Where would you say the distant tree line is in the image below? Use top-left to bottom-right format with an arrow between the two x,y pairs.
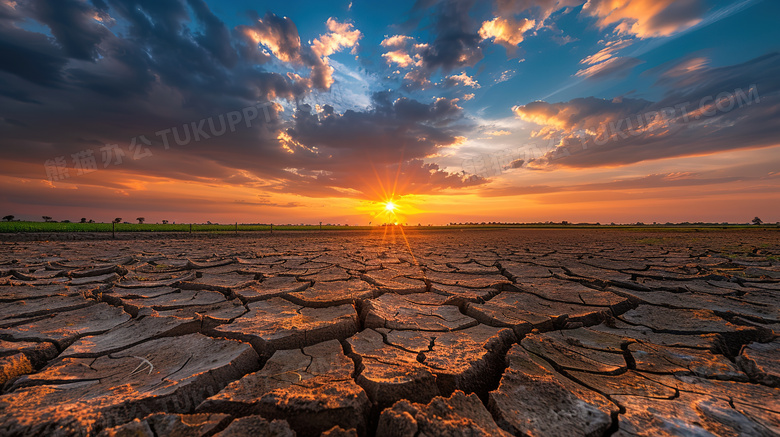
0,215 -> 772,226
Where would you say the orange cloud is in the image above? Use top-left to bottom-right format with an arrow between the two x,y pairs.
660,57 -> 709,80
245,17 -> 302,63
240,15 -> 361,91
380,35 -> 415,48
445,72 -> 480,88
311,18 -> 362,58
493,0 -> 583,28
580,39 -> 631,65
403,69 -> 431,88
575,56 -> 641,79
382,50 -> 419,68
576,39 -> 641,79
479,16 -> 535,53
582,0 -> 705,38
380,36 -> 426,72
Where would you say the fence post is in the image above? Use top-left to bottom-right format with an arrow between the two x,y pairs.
235,222 -> 238,235
112,221 -> 115,239
319,221 -> 322,230
189,223 -> 192,234
270,223 -> 273,234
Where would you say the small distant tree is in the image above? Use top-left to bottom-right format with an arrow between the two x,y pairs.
88,219 -> 95,223
137,217 -> 145,224
2,215 -> 13,222
80,217 -> 87,223
113,217 -> 122,224
162,220 -> 169,224
752,217 -> 763,225
42,216 -> 52,222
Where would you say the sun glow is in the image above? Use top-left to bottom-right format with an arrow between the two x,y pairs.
356,195 -> 427,226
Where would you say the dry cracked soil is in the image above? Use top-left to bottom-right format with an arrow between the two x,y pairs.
0,228 -> 778,436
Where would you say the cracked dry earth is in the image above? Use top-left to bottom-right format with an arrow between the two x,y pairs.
0,229 -> 778,437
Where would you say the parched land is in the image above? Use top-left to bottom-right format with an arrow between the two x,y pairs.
0,228 -> 777,436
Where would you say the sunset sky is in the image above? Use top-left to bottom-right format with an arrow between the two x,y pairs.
1,0 -> 779,225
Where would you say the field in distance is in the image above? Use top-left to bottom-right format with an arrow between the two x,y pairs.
0,221 -> 368,232
0,220 -> 774,233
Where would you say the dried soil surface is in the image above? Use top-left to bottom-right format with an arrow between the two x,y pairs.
0,228 -> 778,436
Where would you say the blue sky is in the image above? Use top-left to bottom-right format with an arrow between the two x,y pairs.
199,0 -> 780,112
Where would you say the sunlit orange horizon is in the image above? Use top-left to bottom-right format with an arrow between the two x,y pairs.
1,145 -> 779,226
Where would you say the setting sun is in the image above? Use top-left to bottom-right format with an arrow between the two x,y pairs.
385,201 -> 396,212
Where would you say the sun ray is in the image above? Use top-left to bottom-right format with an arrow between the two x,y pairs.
396,224 -> 418,266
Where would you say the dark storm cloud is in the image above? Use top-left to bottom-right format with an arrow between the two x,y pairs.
186,0 -> 237,68
265,158 -> 486,199
0,0 -> 480,199
0,22 -> 68,87
182,91 -> 478,198
98,0 -> 237,101
89,0 -> 110,12
391,0 -> 484,87
269,92 -> 486,196
417,0 -> 483,73
287,92 -> 466,165
1,0 -> 308,121
23,0 -> 110,60
516,96 -> 652,131
513,53 -> 780,169
398,159 -> 485,192
655,53 -> 778,109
